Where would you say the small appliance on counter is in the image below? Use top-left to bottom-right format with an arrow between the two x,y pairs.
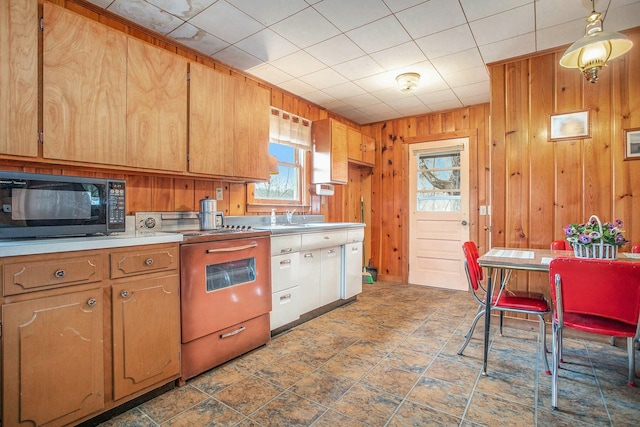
199,196 -> 217,230
0,170 -> 126,239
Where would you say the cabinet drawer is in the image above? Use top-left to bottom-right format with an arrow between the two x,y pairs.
270,234 -> 301,256
3,254 -> 103,296
110,246 -> 178,279
347,227 -> 364,243
271,252 -> 300,293
271,286 -> 301,330
301,230 -> 348,251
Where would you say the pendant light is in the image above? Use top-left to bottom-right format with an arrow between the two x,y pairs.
559,0 -> 633,83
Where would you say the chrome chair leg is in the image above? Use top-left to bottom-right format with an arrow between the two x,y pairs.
499,311 -> 504,336
458,307 -> 485,355
628,337 -> 636,387
538,314 -> 550,375
551,322 -> 560,410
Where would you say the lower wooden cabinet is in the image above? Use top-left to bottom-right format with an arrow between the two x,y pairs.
1,243 -> 181,426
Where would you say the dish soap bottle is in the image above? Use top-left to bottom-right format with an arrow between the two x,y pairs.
271,209 -> 277,226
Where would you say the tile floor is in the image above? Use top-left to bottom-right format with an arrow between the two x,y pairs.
97,282 -> 640,426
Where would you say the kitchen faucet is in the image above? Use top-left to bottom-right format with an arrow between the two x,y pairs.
286,209 -> 296,224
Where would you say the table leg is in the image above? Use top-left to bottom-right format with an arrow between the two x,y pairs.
483,266 -> 493,375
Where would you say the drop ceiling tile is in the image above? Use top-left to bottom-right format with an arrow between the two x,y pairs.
386,96 -> 426,110
313,0 -> 391,32
323,82 -> 367,99
235,29 -> 299,62
189,1 -> 264,44
396,0 -> 467,39
603,2 -> 640,32
353,72 -> 397,93
212,46 -> 263,71
469,4 -> 534,46
460,0 -> 530,21
442,66 -> 489,87
424,99 -> 464,111
394,105 -> 433,117
226,0 -> 309,26
416,88 -> 458,104
270,50 -> 326,77
358,102 -> 395,115
431,49 -> 484,75
458,93 -> 490,106
277,78 -> 317,95
305,35 -> 365,66
415,25 -> 476,60
246,63 -> 293,85
342,93 -> 382,108
147,0 -> 216,20
452,80 -> 490,98
478,33 -> 535,64
299,68 -> 349,90
271,8 -> 340,49
535,21 -> 583,52
535,0 -> 590,30
346,16 -> 411,54
85,0 -> 117,8
106,0 -> 183,34
369,41 -> 427,70
169,23 -> 229,55
302,90 -> 338,105
383,0 -> 428,13
333,56 -> 385,81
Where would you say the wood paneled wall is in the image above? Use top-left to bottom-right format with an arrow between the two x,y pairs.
489,28 -> 640,301
360,105 -> 491,282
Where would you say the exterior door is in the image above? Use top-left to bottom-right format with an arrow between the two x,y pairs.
409,138 -> 469,290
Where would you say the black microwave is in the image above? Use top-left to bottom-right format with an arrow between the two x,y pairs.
0,171 -> 126,239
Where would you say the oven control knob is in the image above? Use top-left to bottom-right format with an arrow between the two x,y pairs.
143,217 -> 157,229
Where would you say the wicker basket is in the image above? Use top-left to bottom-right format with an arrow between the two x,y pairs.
572,215 -> 618,260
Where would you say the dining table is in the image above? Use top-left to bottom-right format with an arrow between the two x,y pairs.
476,247 -> 640,375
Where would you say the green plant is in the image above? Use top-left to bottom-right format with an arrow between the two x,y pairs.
564,217 -> 628,247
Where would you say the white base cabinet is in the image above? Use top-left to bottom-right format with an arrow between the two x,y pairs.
269,235 -> 302,330
299,249 -> 321,314
320,246 -> 342,306
342,228 -> 365,299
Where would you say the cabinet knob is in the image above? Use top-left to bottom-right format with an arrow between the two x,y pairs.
145,258 -> 154,266
120,290 -> 129,298
87,298 -> 97,307
54,269 -> 65,279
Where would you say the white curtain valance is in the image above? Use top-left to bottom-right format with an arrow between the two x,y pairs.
269,107 -> 312,149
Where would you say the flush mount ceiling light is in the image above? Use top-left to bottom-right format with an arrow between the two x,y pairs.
559,0 -> 633,83
396,72 -> 420,93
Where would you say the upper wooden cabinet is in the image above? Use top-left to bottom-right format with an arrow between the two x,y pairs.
361,134 -> 375,165
347,127 -> 375,167
189,63 -> 270,181
0,0 -> 38,157
312,118 -> 348,184
43,2 -> 127,166
126,38 -> 187,172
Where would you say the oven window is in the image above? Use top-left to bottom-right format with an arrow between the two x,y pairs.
205,258 -> 256,292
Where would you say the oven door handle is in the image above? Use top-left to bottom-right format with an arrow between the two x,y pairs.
220,326 -> 246,339
206,243 -> 258,253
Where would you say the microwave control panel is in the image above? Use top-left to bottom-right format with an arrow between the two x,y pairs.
107,180 -> 126,231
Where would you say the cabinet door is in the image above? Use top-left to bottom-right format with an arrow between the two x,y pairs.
361,134 -> 375,165
347,127 -> 362,161
320,246 -> 342,305
343,242 -> 363,299
189,61 -> 235,176
111,274 -> 181,400
234,81 -> 270,180
312,119 -> 348,184
2,289 -> 104,427
0,0 -> 37,157
299,249 -> 321,313
43,3 -> 127,165
127,38 -> 187,172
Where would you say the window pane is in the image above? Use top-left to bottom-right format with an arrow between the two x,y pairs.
254,165 -> 299,200
269,142 -> 295,164
417,152 -> 461,212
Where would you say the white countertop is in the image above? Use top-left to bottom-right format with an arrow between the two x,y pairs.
0,231 -> 183,258
253,222 -> 365,235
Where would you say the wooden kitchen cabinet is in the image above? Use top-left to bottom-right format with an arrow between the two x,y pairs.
233,81 -> 270,180
347,127 -> 375,167
2,288 -> 105,427
42,2 -> 127,166
361,134 -> 375,165
0,0 -> 38,157
127,37 -> 187,172
312,118 -> 348,184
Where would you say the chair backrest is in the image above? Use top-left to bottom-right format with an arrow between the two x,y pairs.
549,258 -> 640,327
462,242 -> 482,290
550,240 -> 571,251
632,243 -> 640,254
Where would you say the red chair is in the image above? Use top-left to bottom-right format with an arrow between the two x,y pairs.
549,258 -> 640,410
550,240 -> 571,251
458,242 -> 551,374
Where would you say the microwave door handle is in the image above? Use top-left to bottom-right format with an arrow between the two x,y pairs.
206,243 -> 258,253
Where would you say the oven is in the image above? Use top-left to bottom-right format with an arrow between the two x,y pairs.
134,212 -> 271,383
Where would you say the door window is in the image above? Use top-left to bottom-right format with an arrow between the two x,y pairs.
416,151 -> 461,212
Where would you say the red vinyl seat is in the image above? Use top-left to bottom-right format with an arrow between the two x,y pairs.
458,242 -> 551,374
550,240 -> 571,251
549,258 -> 640,410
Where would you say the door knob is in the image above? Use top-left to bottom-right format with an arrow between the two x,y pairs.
461,220 -> 468,226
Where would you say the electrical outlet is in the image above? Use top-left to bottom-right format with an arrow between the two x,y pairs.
479,205 -> 486,215
215,187 -> 223,200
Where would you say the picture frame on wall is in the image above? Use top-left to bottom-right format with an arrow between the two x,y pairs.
549,110 -> 591,141
624,128 -> 640,160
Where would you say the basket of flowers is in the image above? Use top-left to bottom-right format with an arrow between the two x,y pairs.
564,215 -> 628,259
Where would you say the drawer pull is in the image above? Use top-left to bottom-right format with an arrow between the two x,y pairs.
145,258 -> 154,266
304,253 -> 314,258
87,298 -> 97,307
324,236 -> 330,239
54,269 -> 65,279
352,247 -> 359,252
327,249 -> 336,254
280,259 -> 292,265
220,326 -> 246,339
207,243 -> 257,253
280,293 -> 291,301
280,248 -> 293,253
120,290 -> 129,298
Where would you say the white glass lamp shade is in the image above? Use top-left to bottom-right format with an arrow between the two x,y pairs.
396,73 -> 420,93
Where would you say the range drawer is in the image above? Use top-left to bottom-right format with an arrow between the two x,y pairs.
301,230 -> 348,251
271,286 -> 301,330
110,245 -> 178,279
270,234 -> 301,256
3,253 -> 104,296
